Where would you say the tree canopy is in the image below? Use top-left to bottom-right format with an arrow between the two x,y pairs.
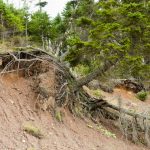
0,0 -> 149,81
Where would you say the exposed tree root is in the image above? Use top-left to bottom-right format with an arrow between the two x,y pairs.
0,48 -> 150,147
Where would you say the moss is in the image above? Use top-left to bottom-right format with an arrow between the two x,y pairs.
96,125 -> 116,139
23,123 -> 44,139
55,109 -> 63,122
92,89 -> 102,97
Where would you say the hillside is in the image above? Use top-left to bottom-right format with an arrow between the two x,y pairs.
0,70 -> 148,150
0,0 -> 150,149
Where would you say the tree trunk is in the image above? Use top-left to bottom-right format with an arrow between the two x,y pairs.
25,17 -> 28,46
0,13 -> 4,43
41,32 -> 45,50
73,60 -> 118,92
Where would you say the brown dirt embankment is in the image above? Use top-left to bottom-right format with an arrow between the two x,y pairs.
0,72 -> 148,150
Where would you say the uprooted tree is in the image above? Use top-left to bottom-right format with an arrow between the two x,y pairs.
0,47 -> 150,146
0,0 -> 150,147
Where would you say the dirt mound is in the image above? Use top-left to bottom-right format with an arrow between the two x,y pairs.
0,71 -> 148,150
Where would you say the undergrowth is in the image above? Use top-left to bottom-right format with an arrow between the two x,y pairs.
137,90 -> 148,101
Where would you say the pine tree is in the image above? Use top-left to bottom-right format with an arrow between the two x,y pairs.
64,0 -> 150,81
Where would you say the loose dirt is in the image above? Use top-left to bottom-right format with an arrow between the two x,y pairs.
102,87 -> 150,113
0,73 -> 148,150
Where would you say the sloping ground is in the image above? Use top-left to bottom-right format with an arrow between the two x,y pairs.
84,85 -> 150,115
0,73 -> 148,150
102,88 -> 150,113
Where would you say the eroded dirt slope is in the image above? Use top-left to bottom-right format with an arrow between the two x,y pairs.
0,73 -> 148,150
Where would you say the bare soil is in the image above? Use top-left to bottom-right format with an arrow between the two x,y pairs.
102,87 -> 150,113
0,73 -> 148,150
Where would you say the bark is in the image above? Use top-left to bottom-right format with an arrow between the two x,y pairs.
0,12 -> 4,43
25,18 -> 28,45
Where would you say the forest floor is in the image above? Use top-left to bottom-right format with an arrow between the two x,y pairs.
0,72 -> 149,150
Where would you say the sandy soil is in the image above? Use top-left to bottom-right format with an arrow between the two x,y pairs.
102,87 -> 150,114
0,73 -> 148,150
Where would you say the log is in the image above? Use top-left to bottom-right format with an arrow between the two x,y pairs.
115,79 -> 145,93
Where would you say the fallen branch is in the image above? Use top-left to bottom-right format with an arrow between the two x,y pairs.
106,104 -> 150,121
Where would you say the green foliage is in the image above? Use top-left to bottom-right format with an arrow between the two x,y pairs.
62,0 -> 150,80
28,11 -> 51,42
0,0 -> 149,81
74,64 -> 90,76
137,90 -> 148,101
51,14 -> 66,40
0,0 -> 24,32
76,17 -> 94,26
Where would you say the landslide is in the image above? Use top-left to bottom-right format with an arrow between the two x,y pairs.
0,69 -> 148,150
0,49 -> 148,150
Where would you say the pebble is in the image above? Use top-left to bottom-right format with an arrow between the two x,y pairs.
22,139 -> 26,143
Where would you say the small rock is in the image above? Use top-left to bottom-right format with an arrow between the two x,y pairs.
88,80 -> 100,90
29,117 -> 35,121
22,139 -> 26,143
10,100 -> 14,104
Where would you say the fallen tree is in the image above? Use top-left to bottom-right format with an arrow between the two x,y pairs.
0,47 -> 150,146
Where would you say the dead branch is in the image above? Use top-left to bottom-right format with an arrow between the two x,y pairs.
8,52 -> 43,62
105,104 -> 150,120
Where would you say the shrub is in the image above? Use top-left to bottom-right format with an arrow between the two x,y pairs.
74,64 -> 90,77
137,90 -> 148,101
92,89 -> 102,98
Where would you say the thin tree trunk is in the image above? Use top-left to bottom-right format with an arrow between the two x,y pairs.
41,32 -> 45,50
25,17 -> 28,46
0,13 -> 4,44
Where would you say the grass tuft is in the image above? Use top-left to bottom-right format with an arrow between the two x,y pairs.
23,123 -> 44,139
55,109 -> 63,122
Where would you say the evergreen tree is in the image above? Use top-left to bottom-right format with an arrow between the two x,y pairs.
64,0 -> 150,80
28,11 -> 51,49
